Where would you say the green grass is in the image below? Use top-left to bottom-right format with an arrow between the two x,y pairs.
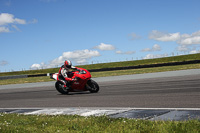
0,76 -> 54,85
80,53 -> 200,70
0,53 -> 200,76
0,53 -> 200,85
1,63 -> 200,85
0,113 -> 200,132
1,54 -> 200,132
91,63 -> 200,78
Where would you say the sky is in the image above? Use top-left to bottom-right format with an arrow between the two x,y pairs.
0,0 -> 200,72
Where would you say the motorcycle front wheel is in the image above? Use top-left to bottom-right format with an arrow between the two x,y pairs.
87,79 -> 99,93
55,81 -> 69,94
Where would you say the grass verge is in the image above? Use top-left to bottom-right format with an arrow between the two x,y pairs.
0,63 -> 200,85
0,53 -> 200,77
0,113 -> 200,132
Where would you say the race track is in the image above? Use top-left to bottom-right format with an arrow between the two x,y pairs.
0,69 -> 200,108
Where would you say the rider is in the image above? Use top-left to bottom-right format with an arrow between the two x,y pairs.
58,60 -> 77,88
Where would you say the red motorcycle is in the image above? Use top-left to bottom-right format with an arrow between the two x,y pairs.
50,68 -> 99,94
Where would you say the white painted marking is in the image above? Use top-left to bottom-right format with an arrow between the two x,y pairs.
25,110 -> 43,115
22,108 -> 131,116
80,110 -> 109,116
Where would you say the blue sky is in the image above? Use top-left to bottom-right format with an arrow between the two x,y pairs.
0,0 -> 200,72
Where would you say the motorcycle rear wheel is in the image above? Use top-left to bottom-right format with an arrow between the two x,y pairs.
55,81 -> 69,94
87,79 -> 99,93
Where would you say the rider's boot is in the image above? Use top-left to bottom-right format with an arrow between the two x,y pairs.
65,81 -> 72,90
59,80 -> 69,90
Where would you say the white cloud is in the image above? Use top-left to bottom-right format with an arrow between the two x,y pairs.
0,27 -> 10,33
141,48 -> 151,52
149,30 -> 180,42
142,44 -> 161,52
14,18 -> 26,24
0,60 -> 9,66
29,19 -> 38,24
0,13 -> 28,33
143,53 -> 168,59
30,63 -> 43,70
153,44 -> 161,51
189,50 -> 200,54
116,50 -> 135,55
11,25 -> 21,32
178,31 -> 200,45
149,30 -> 200,46
176,31 -> 200,52
0,13 -> 26,25
50,49 -> 100,66
30,49 -> 100,70
94,43 -> 115,51
149,30 -> 200,53
115,51 -> 122,54
177,45 -> 190,52
128,32 -> 141,40
0,13 -> 14,25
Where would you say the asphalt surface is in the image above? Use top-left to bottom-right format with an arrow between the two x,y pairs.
0,69 -> 200,108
